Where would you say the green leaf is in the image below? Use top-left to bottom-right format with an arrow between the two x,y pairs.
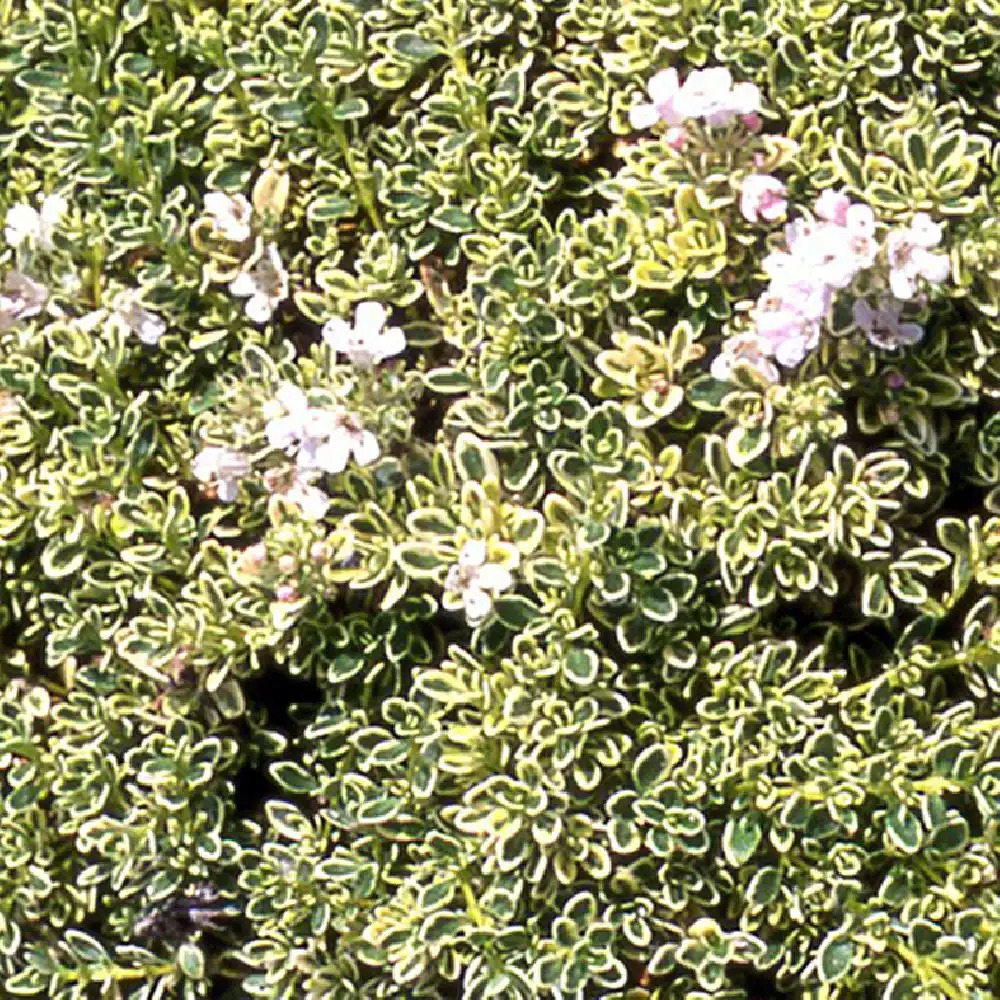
747,867 -> 782,906
391,31 -> 445,62
424,367 -> 475,394
829,142 -> 864,190
40,539 -> 87,580
817,934 -> 854,983
903,131 -> 928,173
723,811 -> 762,866
269,761 -> 319,795
358,796 -> 402,824
564,647 -> 599,686
331,98 -> 369,120
307,195 -> 356,222
929,817 -> 968,854
492,594 -> 542,630
726,424 -> 769,466
64,930 -> 108,963
885,803 -> 922,853
265,801 -> 313,841
414,669 -> 475,706
454,432 -> 498,482
395,540 -> 449,579
177,941 -> 205,979
632,259 -> 679,290
632,744 -> 678,794
430,206 -> 475,233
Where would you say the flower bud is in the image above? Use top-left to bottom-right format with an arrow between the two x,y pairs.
665,127 -> 686,151
275,584 -> 297,602
309,541 -> 329,562
252,166 -> 290,219
278,554 -> 297,574
740,112 -> 763,132
246,543 -> 267,565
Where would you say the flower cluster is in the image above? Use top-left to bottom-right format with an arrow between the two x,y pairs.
192,301 -> 403,520
443,539 -> 517,625
0,194 -> 67,333
75,289 -> 167,346
713,192 -> 951,383
323,301 -> 406,369
630,67 -> 761,147
5,193 -> 67,252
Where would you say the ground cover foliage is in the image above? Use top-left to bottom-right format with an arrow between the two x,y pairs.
0,0 -> 998,997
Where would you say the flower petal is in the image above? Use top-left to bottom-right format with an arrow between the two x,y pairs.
322,318 -> 352,350
459,538 -> 487,569
350,429 -> 380,466
229,273 -> 256,297
244,294 -> 274,323
375,325 -> 406,361
475,564 -> 513,593
314,434 -> 351,475
4,205 -> 40,246
464,586 -> 492,624
629,103 -> 661,130
354,300 -> 387,335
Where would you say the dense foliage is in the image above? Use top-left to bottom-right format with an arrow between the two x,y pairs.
0,0 -> 999,997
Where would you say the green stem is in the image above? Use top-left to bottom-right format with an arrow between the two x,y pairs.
331,123 -> 382,231
891,941 -> 964,1000
61,963 -> 175,983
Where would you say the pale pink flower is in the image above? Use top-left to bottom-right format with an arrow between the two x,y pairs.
264,383 -> 379,476
5,194 -> 67,251
665,127 -> 686,150
204,192 -> 253,243
444,539 -> 516,625
111,290 -> 166,345
308,413 -> 380,474
284,475 -> 331,521
814,189 -> 850,226
630,68 -> 685,130
740,174 -> 787,223
229,243 -> 287,323
323,301 -> 406,369
711,333 -> 780,384
677,67 -> 760,126
0,271 -> 48,329
853,297 -> 923,350
886,214 -> 950,299
192,446 -> 252,501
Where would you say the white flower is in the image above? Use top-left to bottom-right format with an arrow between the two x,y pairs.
322,301 -> 406,369
265,383 -> 336,455
886,214 -> 951,299
631,66 -> 759,131
740,174 -> 787,223
308,412 -> 380,474
284,474 -> 331,521
111,290 -> 166,345
4,193 -> 67,250
192,446 -> 252,501
444,539 -> 516,625
265,382 -> 379,475
853,296 -> 924,350
711,333 -> 780,384
630,68 -> 685,130
814,189 -> 850,226
676,67 -> 759,126
0,271 -> 48,330
229,243 -> 287,323
203,192 -> 253,242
